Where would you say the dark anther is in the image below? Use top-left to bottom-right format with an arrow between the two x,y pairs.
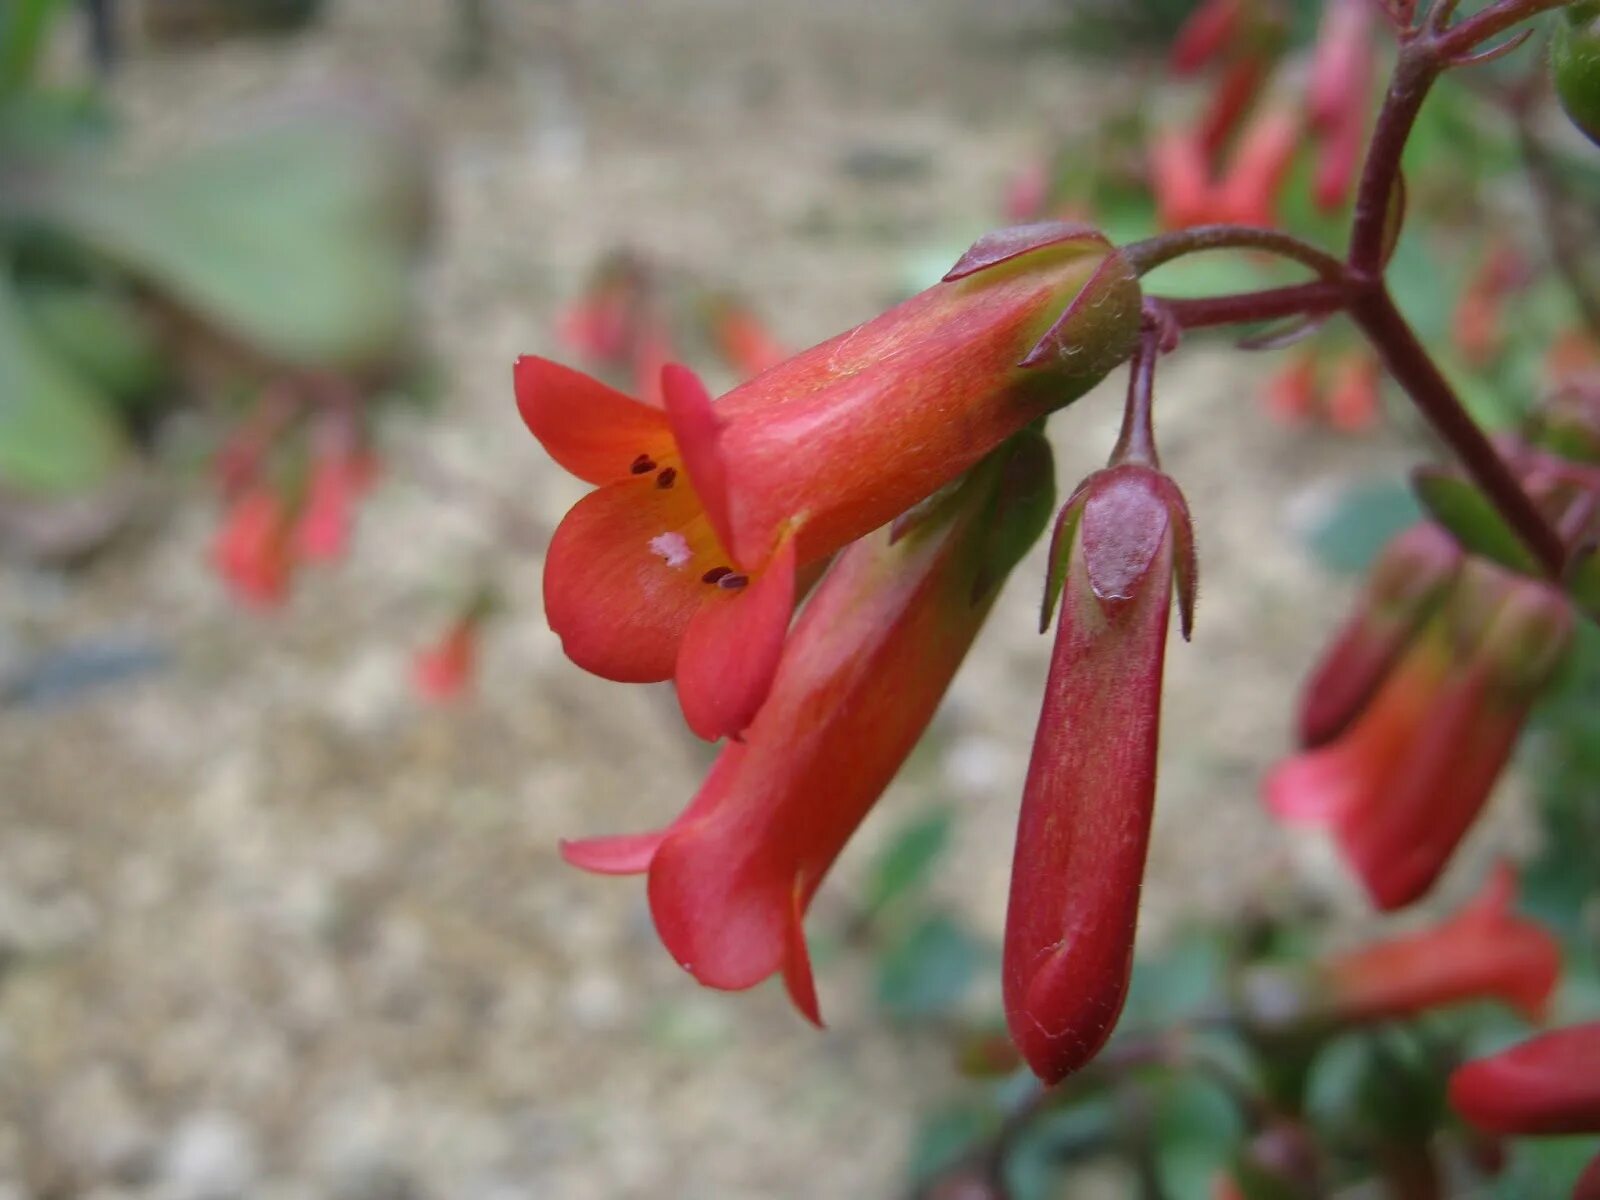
702,566 -> 732,584
656,467 -> 678,489
717,573 -> 750,590
630,453 -> 656,474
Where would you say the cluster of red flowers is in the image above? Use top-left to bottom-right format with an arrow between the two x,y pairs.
1154,0 -> 1377,230
522,222 -> 1192,1080
210,384 -> 378,608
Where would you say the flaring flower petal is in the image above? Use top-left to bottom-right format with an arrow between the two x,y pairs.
515,355 -> 672,485
560,832 -> 667,875
676,532 -> 798,741
660,363 -> 738,565
542,477 -> 724,682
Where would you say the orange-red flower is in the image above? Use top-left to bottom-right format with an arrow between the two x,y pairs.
1268,561 -> 1575,910
413,609 -> 484,703
212,485 -> 296,609
560,434 -> 1056,1023
1450,1023 -> 1600,1200
1307,0 -> 1375,211
704,294 -> 789,379
518,222 -> 1141,740
1003,463 -> 1196,1083
1298,524 -> 1464,748
1320,864 -> 1562,1023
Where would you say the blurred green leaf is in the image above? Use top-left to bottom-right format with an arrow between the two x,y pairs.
1411,468 -> 1540,573
1305,478 -> 1423,574
28,106 -> 428,371
0,270 -> 127,494
1121,927 -> 1227,1026
1154,1074 -> 1248,1200
19,281 -> 167,404
906,1098 -> 999,1184
1004,1097 -> 1120,1200
876,912 -> 984,1020
0,0 -> 67,93
1491,1137 -> 1600,1200
863,809 -> 952,916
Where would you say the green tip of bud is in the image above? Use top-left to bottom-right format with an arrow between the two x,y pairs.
1553,13 -> 1600,148
941,221 -> 1109,282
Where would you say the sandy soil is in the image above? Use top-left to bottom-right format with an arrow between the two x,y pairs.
0,2 -> 1483,1197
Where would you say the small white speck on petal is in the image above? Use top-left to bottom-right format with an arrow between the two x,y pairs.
649,532 -> 692,569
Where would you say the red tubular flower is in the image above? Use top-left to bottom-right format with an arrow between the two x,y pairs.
1320,863 -> 1561,1023
1151,129 -> 1218,230
518,222 -> 1141,740
704,294 -> 790,379
1298,523 -> 1464,748
1171,0 -> 1243,73
413,607 -> 485,703
212,485 -> 295,609
1216,104 -> 1302,227
1264,353 -> 1318,424
555,253 -> 651,368
1450,1023 -> 1600,1194
1003,463 -> 1197,1083
1200,57 -> 1271,159
1325,351 -> 1381,433
1268,563 -> 1575,910
1308,0 -> 1375,211
561,433 -> 1057,1023
296,439 -> 377,564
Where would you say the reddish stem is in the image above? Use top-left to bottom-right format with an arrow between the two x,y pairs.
1156,281 -> 1350,330
1349,287 -> 1567,574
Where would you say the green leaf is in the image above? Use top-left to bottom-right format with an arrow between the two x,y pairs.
875,912 -> 984,1020
0,0 -> 67,93
0,270 -> 126,494
1153,1074 -> 1248,1200
30,106 -> 427,370
1305,478 -> 1423,575
1492,1138 -> 1600,1200
19,282 -> 167,403
862,808 -> 952,916
1003,1098 -> 1120,1200
1121,927 -> 1227,1026
1411,468 -> 1540,574
906,1099 -> 998,1184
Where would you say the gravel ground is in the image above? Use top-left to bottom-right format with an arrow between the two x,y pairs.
0,2 -> 1513,1197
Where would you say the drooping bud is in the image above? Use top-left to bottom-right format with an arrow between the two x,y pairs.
212,484 -> 296,609
1319,863 -> 1561,1022
1450,1022 -> 1600,1135
1004,463 -> 1195,1083
1269,562 -> 1575,910
1298,523 -> 1465,748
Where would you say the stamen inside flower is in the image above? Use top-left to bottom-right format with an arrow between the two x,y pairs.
657,467 -> 678,489
718,573 -> 750,590
702,566 -> 732,584
631,453 -> 657,474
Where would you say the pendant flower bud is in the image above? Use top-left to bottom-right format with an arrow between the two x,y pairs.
1298,523 -> 1464,748
1320,863 -> 1561,1023
213,484 -> 295,609
295,437 -> 376,564
561,433 -> 1057,1023
1003,462 -> 1196,1083
1307,0 -> 1375,211
1268,562 -> 1575,910
519,222 -> 1140,739
1450,1021 -> 1600,1199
